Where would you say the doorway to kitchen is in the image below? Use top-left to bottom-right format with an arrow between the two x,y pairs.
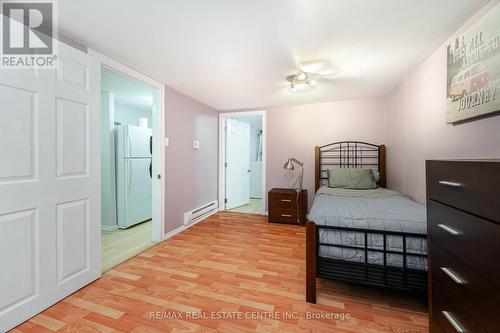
99,65 -> 163,271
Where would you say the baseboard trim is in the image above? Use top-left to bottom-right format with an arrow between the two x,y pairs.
163,209 -> 218,241
101,225 -> 118,232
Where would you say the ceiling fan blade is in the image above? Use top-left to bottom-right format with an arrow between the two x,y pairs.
298,60 -> 329,74
315,73 -> 338,81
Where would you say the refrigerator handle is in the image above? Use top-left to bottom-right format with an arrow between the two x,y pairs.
149,136 -> 153,179
128,159 -> 132,193
128,133 -> 132,158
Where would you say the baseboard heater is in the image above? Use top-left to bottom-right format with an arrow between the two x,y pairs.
183,200 -> 218,226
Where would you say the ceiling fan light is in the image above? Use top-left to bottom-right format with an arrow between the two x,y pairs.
291,82 -> 309,92
287,70 -> 318,92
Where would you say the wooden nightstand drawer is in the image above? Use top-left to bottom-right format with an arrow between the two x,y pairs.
270,193 -> 299,209
268,188 -> 307,225
269,208 -> 299,224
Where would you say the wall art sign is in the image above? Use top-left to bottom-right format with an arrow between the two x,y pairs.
447,4 -> 500,123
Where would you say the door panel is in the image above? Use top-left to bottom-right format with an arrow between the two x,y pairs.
0,42 -> 100,332
0,84 -> 37,183
0,209 -> 37,311
225,118 -> 251,210
56,55 -> 90,91
56,98 -> 89,178
56,199 -> 89,284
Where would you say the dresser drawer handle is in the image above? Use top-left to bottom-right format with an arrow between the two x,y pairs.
437,224 -> 461,235
440,267 -> 466,284
439,180 -> 464,188
442,311 -> 465,333
281,214 -> 292,218
281,199 -> 292,202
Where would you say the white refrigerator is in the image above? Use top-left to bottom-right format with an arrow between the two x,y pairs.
115,124 -> 152,229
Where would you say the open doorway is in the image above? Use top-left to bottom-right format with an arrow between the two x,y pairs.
219,111 -> 266,215
100,67 -> 160,271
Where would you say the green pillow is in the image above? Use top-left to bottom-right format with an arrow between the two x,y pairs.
327,168 -> 378,189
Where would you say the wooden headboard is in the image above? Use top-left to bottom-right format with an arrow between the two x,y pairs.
315,141 -> 386,191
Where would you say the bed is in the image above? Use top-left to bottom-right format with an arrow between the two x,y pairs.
305,141 -> 428,303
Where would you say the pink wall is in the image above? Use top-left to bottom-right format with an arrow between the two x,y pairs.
264,98 -> 387,208
165,87 -> 218,232
385,1 -> 500,204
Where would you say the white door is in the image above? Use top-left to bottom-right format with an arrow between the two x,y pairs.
0,42 -> 100,332
225,118 -> 251,210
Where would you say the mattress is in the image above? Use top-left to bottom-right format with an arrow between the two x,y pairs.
308,187 -> 428,270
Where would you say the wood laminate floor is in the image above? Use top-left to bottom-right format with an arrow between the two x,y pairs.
101,220 -> 153,272
13,212 -> 428,333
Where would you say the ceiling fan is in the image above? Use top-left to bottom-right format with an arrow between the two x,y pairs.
286,60 -> 336,92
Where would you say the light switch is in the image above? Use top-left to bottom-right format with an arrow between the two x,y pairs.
164,137 -> 170,147
193,140 -> 200,150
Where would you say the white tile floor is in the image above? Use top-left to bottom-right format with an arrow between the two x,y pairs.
228,198 -> 263,214
101,220 -> 153,272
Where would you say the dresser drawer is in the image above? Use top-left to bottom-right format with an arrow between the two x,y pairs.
432,284 -> 486,333
269,193 -> 300,209
269,208 -> 299,224
426,160 -> 500,223
430,321 -> 446,333
427,200 -> 500,288
430,243 -> 500,332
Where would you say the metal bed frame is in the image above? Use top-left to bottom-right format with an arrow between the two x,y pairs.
306,141 -> 427,303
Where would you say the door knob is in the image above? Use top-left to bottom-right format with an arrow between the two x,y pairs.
247,169 -> 251,173
157,174 -> 161,180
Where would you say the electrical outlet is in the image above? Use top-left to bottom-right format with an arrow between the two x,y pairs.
193,140 -> 200,150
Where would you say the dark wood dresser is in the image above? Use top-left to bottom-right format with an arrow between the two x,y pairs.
268,188 -> 307,225
426,160 -> 500,333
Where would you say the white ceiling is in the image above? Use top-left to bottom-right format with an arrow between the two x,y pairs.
59,0 -> 488,110
101,68 -> 154,112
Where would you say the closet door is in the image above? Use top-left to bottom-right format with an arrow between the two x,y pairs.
0,42 -> 100,332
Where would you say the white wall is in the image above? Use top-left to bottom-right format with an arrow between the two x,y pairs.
385,1 -> 500,204
114,104 -> 152,128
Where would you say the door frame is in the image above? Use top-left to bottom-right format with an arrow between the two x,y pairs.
218,110 -> 266,214
89,50 -> 166,243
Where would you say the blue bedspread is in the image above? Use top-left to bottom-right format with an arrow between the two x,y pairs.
308,187 -> 428,270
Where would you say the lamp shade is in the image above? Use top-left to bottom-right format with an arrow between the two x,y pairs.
284,158 -> 294,170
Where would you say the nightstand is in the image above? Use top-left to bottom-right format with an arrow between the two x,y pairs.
268,188 -> 308,225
